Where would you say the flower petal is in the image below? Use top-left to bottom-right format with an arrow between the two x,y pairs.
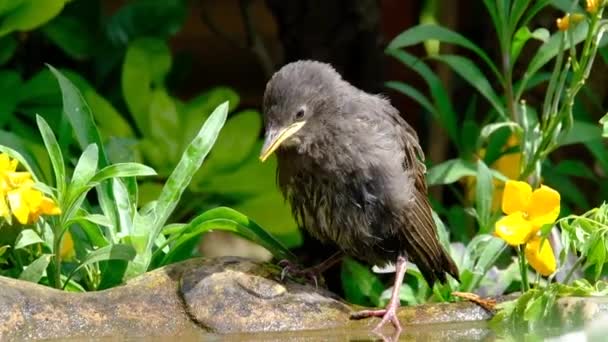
7,189 -> 30,224
39,197 -> 61,215
0,192 -> 10,222
495,212 -> 534,246
528,185 -> 560,227
501,181 -> 532,215
525,236 -> 557,276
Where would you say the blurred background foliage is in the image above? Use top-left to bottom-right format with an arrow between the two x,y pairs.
0,0 -> 607,313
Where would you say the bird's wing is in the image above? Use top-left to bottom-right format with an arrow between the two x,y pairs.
389,108 -> 460,286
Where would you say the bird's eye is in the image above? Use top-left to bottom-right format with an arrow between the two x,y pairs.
295,108 -> 305,119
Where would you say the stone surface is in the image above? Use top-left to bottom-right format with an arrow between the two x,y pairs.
0,256 -> 574,340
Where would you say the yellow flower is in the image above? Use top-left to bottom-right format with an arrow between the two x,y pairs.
525,236 -> 557,276
0,153 -> 61,225
494,181 -> 560,246
586,0 -> 602,14
556,14 -> 570,31
60,230 -> 75,261
464,134 -> 521,211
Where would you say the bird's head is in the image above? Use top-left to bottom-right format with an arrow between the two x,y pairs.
259,60 -> 342,162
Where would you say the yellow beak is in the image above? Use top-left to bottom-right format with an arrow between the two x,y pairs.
259,121 -> 306,162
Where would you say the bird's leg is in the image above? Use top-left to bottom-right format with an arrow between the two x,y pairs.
351,255 -> 407,333
278,251 -> 344,286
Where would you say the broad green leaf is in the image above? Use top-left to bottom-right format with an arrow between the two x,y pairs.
0,35 -> 17,65
106,0 -> 187,46
19,254 -> 52,283
147,89 -> 180,159
90,163 -> 156,184
65,244 -> 136,284
0,70 -> 20,123
233,191 -> 301,248
181,87 -> 240,146
341,257 -> 384,307
201,109 -> 262,170
121,38 -> 171,133
156,206 -> 296,267
387,24 -> 501,80
14,229 -> 45,249
427,159 -> 476,185
41,15 -> 94,59
553,160 -> 595,179
36,115 -> 66,197
0,0 -> 66,36
559,120 -> 602,146
430,55 -> 506,119
475,160 -> 494,234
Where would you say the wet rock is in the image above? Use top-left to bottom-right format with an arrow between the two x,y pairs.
0,256 -> 514,340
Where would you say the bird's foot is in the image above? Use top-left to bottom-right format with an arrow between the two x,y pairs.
277,259 -> 321,287
351,303 -> 402,333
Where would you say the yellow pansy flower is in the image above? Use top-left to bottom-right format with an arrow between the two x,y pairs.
586,0 -> 601,14
525,236 -> 557,276
556,14 -> 570,31
0,153 -> 61,224
494,181 -> 560,246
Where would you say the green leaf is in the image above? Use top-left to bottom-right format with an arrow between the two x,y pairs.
386,49 -> 459,146
36,115 -> 66,197
90,163 -> 156,185
387,24 -> 501,80
427,159 -> 476,185
156,206 -> 296,267
0,35 -> 17,65
41,15 -> 94,59
0,144 -> 40,182
19,254 -> 52,283
65,244 -> 136,285
517,22 -> 588,96
559,120 -> 602,146
151,102 -> 228,244
202,109 -> 262,170
511,27 -> 550,65
106,0 -> 187,46
430,55 -> 506,119
0,0 -> 66,36
47,65 -> 107,163
14,229 -> 45,249
121,38 -> 171,134
63,71 -> 134,138
480,121 -> 522,141
385,81 -> 435,114
475,160 -> 494,234
147,90 -> 179,159
341,257 -> 385,307
68,144 -> 99,200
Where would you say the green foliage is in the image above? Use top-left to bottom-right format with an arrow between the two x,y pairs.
0,67 -> 294,291
492,280 -> 608,337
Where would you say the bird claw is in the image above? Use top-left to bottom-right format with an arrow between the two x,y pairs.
351,307 -> 402,334
277,259 -> 320,287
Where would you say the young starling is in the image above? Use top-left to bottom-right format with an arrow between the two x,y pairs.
259,60 -> 459,332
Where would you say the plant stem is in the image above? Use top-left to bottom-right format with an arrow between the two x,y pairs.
563,255 -> 585,284
518,244 -> 530,292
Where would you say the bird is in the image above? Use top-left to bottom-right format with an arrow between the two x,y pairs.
259,60 -> 459,333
